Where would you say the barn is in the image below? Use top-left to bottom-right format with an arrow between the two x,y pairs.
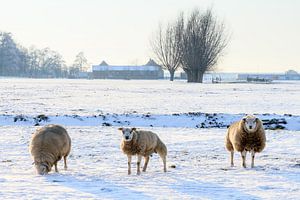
92,59 -> 164,79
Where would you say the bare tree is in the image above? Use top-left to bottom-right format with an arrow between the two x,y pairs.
0,31 -> 68,78
151,15 -> 184,81
181,8 -> 228,83
72,52 -> 88,72
69,52 -> 88,78
0,31 -> 23,76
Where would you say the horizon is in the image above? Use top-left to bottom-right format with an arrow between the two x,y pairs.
1,0 -> 299,73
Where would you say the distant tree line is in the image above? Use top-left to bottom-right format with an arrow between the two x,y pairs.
0,31 -> 88,78
151,8 -> 229,82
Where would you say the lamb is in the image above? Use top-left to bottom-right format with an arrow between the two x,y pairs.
225,115 -> 266,168
30,124 -> 71,175
118,127 -> 167,175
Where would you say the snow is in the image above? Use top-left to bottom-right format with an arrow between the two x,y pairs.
1,79 -> 299,116
4,112 -> 300,131
0,78 -> 299,199
0,126 -> 299,199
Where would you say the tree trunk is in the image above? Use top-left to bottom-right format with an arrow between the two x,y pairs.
186,70 -> 204,83
186,71 -> 192,82
187,73 -> 194,82
169,70 -> 175,81
187,70 -> 197,82
197,71 -> 204,83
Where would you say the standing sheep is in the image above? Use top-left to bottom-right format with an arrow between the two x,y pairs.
30,124 -> 71,175
225,115 -> 266,168
118,127 -> 167,175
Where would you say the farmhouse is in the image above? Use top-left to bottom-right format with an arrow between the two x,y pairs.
92,59 -> 164,79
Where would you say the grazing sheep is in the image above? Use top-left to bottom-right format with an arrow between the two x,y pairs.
30,124 -> 71,175
225,115 -> 266,168
118,127 -> 167,175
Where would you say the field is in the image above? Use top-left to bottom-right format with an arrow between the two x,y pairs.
0,79 -> 299,199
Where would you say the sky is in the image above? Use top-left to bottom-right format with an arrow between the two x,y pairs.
0,0 -> 299,73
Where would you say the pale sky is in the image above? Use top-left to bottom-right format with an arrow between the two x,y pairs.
0,0 -> 299,72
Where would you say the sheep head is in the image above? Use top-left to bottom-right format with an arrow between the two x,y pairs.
118,127 -> 136,142
242,115 -> 259,133
34,161 -> 50,175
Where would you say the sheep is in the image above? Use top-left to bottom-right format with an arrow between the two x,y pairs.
30,124 -> 71,175
118,127 -> 167,175
225,115 -> 266,168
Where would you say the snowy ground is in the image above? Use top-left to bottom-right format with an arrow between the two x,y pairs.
0,126 -> 299,199
0,78 -> 299,199
0,79 -> 299,115
5,112 -> 300,131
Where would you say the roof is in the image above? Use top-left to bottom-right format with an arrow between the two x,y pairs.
144,59 -> 160,67
285,70 -> 299,75
93,65 -> 161,71
99,61 -> 109,66
93,59 -> 162,71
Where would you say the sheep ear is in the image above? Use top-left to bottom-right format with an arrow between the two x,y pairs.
118,128 -> 123,131
131,128 -> 136,131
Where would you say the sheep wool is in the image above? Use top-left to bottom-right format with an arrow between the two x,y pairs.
30,124 -> 71,175
225,115 -> 266,168
119,128 -> 167,175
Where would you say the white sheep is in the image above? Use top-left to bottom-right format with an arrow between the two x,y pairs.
30,124 -> 71,175
118,127 -> 167,175
226,115 -> 266,168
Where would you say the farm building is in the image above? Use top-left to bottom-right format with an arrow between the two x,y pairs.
179,69 -> 300,82
92,59 -> 164,79
237,70 -> 300,81
285,70 -> 300,80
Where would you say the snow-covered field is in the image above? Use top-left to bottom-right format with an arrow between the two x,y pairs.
1,127 -> 299,199
1,78 -> 299,115
0,78 -> 299,199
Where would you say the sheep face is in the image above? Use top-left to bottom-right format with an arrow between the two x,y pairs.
118,127 -> 136,142
243,116 -> 258,133
34,162 -> 50,175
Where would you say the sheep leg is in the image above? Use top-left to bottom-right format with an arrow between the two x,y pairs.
230,151 -> 234,167
127,155 -> 132,175
64,156 -> 68,170
158,153 -> 167,172
251,150 -> 255,168
137,155 -> 142,175
163,156 -> 167,172
241,150 -> 247,168
142,156 -> 150,172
